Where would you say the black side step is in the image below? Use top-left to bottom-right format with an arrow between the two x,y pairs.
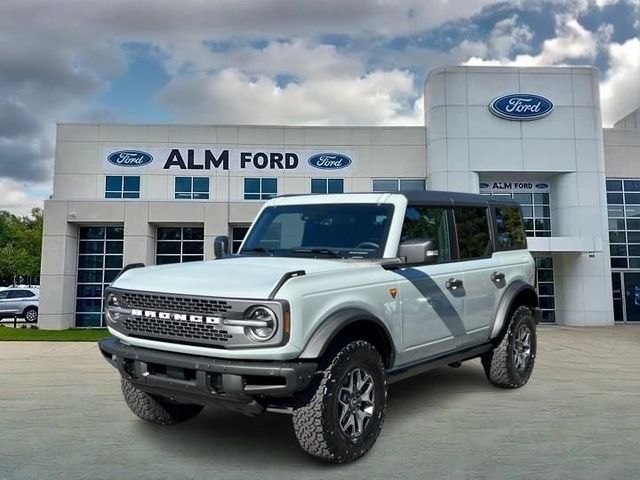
386,342 -> 493,384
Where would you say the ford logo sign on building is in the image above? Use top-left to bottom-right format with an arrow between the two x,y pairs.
107,150 -> 154,167
489,94 -> 554,121
308,153 -> 352,170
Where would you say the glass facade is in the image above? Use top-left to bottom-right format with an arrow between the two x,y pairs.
75,226 -> 124,327
175,177 -> 210,200
105,176 -> 140,199
606,178 -> 640,322
373,178 -> 426,192
244,178 -> 277,200
479,182 -> 556,323
311,178 -> 344,194
156,227 -> 204,265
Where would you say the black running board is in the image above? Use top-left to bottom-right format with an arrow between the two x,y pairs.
386,342 -> 493,384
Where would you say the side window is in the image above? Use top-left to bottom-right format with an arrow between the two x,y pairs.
453,207 -> 491,260
0,291 -> 9,300
495,206 -> 526,249
8,290 -> 34,299
401,206 -> 451,263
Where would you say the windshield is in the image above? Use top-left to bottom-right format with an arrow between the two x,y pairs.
241,203 -> 395,259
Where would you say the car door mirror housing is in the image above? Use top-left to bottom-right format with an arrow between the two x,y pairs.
398,238 -> 439,265
213,235 -> 231,259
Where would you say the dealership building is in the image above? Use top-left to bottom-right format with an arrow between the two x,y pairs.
39,65 -> 640,329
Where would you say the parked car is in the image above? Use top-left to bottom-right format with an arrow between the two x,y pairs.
99,191 -> 539,463
0,287 -> 39,322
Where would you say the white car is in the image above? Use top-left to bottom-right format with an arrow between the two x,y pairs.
0,287 -> 39,323
99,191 -> 539,463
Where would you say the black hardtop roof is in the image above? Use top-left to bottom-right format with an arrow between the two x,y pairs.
279,191 -> 519,207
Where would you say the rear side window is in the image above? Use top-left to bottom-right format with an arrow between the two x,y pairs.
495,206 -> 526,249
453,207 -> 491,260
8,290 -> 35,298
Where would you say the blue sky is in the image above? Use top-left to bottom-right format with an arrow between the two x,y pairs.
0,0 -> 638,213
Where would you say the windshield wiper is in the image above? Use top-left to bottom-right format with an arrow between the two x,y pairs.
291,248 -> 343,258
241,247 -> 275,256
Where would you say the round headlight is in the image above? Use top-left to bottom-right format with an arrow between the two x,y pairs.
245,306 -> 277,341
105,293 -> 125,322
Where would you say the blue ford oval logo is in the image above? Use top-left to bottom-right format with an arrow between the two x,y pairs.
489,94 -> 553,121
107,150 -> 153,167
479,182 -> 490,189
535,183 -> 549,189
308,153 -> 352,170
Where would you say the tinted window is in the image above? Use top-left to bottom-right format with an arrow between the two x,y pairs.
8,290 -> 35,298
454,207 -> 491,260
0,291 -> 8,299
495,207 -> 526,249
401,206 -> 451,263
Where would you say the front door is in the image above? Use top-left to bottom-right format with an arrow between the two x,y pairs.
395,206 -> 466,364
623,272 -> 640,322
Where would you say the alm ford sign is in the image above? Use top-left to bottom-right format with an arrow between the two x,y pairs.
107,150 -> 154,167
489,94 -> 553,121
307,153 -> 352,170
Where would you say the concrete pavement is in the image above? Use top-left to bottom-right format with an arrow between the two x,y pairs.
1,326 -> 639,480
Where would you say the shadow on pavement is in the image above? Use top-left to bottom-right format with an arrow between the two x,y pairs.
137,362 -> 492,467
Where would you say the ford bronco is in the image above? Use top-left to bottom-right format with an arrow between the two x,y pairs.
99,191 -> 539,463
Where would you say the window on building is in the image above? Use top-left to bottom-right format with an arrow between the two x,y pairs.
401,206 -> 451,263
105,176 -> 140,199
311,178 -> 344,194
156,227 -> 204,265
231,225 -> 250,253
453,207 -> 491,260
244,178 -> 277,200
75,226 -> 124,327
372,178 -> 426,192
175,177 -> 210,200
494,207 -> 526,249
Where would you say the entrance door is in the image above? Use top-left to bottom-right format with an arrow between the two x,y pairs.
612,272 -> 624,322
623,272 -> 640,322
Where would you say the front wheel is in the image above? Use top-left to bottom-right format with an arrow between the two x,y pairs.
292,340 -> 387,464
482,305 -> 537,389
121,378 -> 203,425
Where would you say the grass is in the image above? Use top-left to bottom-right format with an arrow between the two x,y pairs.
0,327 -> 110,341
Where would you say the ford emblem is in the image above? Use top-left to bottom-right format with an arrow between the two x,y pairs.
107,150 -> 154,167
535,183 -> 549,189
489,94 -> 553,121
308,153 -> 352,170
479,182 -> 490,189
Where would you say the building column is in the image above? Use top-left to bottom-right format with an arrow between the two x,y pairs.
123,203 -> 154,266
204,203 -> 231,260
550,172 -> 613,326
39,201 -> 78,330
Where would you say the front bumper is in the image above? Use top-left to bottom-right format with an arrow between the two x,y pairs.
99,337 -> 317,413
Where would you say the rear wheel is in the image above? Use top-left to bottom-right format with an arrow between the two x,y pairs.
292,340 -> 387,463
121,378 -> 203,425
23,307 -> 38,323
482,305 -> 537,389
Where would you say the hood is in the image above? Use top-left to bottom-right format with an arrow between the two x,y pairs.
112,256 -> 364,299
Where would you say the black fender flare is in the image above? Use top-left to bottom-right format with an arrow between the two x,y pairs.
491,281 -> 539,342
298,307 -> 397,367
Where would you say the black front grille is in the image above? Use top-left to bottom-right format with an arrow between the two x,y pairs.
121,292 -> 233,316
123,316 -> 233,344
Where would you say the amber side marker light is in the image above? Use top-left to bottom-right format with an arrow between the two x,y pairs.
284,310 -> 291,334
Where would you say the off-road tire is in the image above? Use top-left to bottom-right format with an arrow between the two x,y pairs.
23,307 -> 38,323
482,305 -> 537,389
292,340 -> 387,464
121,378 -> 203,425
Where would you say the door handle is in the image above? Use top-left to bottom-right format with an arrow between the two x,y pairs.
445,278 -> 463,290
491,271 -> 505,282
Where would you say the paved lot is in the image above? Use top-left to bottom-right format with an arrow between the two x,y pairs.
1,326 -> 639,480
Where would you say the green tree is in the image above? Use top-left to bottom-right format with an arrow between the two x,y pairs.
0,208 -> 43,281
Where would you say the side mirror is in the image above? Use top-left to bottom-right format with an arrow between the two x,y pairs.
213,235 -> 231,259
398,238 -> 439,265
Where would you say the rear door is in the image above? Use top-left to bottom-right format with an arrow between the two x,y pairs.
0,289 -> 22,314
395,205 -> 466,364
453,206 -> 499,345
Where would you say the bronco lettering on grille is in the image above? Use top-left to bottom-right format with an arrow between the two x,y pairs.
131,308 -> 221,324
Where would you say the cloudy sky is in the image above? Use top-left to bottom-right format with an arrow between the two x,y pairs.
1,0 -> 639,214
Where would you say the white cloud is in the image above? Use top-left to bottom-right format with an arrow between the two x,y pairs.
488,15 -> 534,58
158,67 -> 422,126
600,37 -> 640,126
0,179 -> 45,216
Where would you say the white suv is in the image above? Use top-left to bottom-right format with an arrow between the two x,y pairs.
99,191 -> 539,463
0,287 -> 39,323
